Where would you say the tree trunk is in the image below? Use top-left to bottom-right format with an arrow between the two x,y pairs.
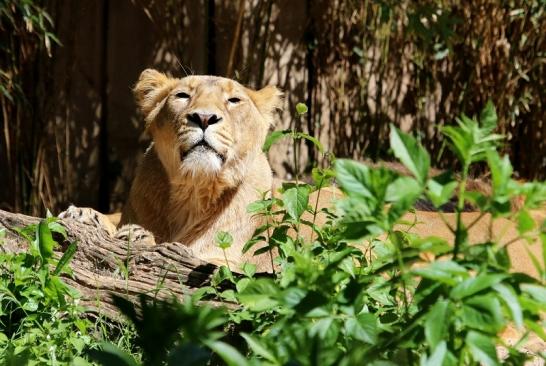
0,209 -> 224,317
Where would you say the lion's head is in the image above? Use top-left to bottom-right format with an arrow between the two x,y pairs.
133,69 -> 281,184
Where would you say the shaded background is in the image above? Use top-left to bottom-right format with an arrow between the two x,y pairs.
1,0 -> 545,215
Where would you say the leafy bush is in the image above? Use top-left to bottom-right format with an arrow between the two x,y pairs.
232,102 -> 545,365
0,218 -> 93,364
88,102 -> 546,365
87,294 -> 247,366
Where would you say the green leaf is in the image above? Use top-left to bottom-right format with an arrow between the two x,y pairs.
205,341 -> 249,366
53,241 -> 77,275
310,317 -> 335,340
295,102 -> 308,115
442,110 -> 504,168
389,124 -> 430,183
425,300 -> 449,349
236,278 -> 251,293
520,182 -> 546,209
335,159 -> 374,199
296,132 -> 324,153
215,231 -> 233,249
465,331 -> 499,366
71,357 -> 93,366
487,151 -> 512,197
238,279 -> 279,311
386,176 -> 423,221
412,260 -> 468,286
37,219 -> 57,262
386,176 -> 422,202
22,298 -> 39,312
263,130 -> 291,153
218,290 -> 235,302
462,295 -> 505,334
247,199 -> 273,214
311,167 -> 335,189
479,100 -> 498,133
242,237 -> 266,254
47,220 -> 67,239
344,313 -> 378,344
516,210 -> 535,234
211,265 -> 235,287
421,341 -> 447,366
441,124 -> 471,165
426,179 -> 458,208
241,333 -> 277,363
87,342 -> 139,366
521,284 -> 546,304
241,262 -> 256,278
282,185 -> 310,221
339,257 -> 356,278
450,274 -> 506,300
493,283 -> 523,328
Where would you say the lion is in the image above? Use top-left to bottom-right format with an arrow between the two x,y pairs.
118,69 -> 281,271
60,69 -> 544,279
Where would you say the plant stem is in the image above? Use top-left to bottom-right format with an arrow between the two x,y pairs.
453,167 -> 468,259
293,131 -> 299,184
223,249 -> 231,272
310,177 -> 325,243
466,211 -> 486,231
265,205 -> 276,275
395,238 -> 410,322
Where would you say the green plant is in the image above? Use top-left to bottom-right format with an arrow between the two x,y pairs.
7,101 -> 542,365
216,102 -> 546,365
88,294 -> 247,366
87,101 -> 546,365
0,218 -> 93,364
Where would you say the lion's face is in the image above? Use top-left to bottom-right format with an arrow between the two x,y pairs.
133,69 -> 281,180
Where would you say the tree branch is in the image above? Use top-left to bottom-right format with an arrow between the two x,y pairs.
0,209 -> 222,318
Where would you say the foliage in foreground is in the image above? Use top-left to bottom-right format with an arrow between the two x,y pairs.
0,219 -> 93,364
1,102 -> 546,365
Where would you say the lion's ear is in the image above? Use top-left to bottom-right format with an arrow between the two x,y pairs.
133,69 -> 173,121
249,85 -> 283,118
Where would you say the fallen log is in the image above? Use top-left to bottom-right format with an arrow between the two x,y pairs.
0,209 -> 223,317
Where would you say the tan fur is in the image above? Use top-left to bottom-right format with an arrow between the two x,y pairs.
305,185 -> 544,278
121,70 -> 282,271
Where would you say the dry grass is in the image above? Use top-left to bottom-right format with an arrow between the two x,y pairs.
1,0 -> 544,215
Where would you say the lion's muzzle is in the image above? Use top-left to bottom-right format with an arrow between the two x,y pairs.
186,112 -> 222,130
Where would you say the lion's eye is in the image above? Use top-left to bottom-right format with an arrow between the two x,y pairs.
228,97 -> 241,104
175,92 -> 190,99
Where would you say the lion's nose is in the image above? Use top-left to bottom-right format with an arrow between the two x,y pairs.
187,113 -> 222,130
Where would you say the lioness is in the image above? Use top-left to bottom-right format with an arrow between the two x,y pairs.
120,69 -> 281,270
61,70 -> 544,279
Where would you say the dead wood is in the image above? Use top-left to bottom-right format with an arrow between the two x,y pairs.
0,209 -> 224,318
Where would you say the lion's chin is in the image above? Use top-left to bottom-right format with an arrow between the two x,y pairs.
180,146 -> 224,177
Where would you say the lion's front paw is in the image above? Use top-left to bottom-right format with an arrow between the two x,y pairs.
59,205 -> 117,236
115,224 -> 156,246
